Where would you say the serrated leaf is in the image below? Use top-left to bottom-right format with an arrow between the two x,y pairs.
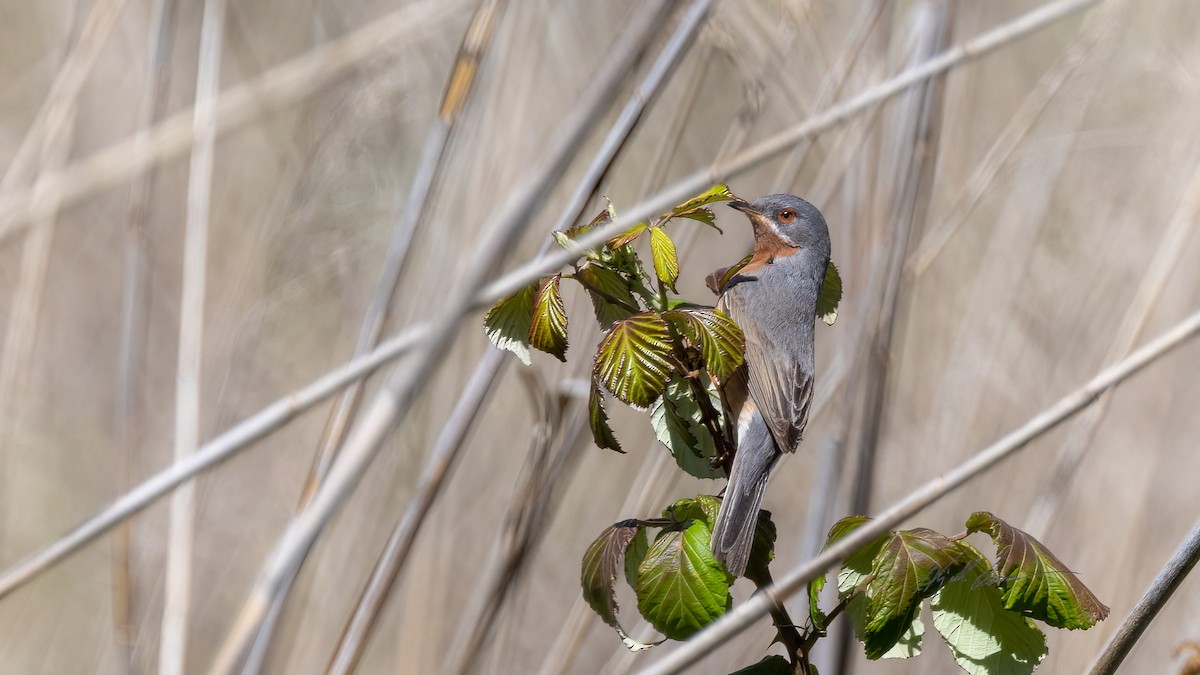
931,542 -> 1048,675
861,529 -> 970,659
577,263 -> 638,327
594,312 -> 674,409
588,379 -> 622,453
483,282 -> 538,365
581,520 -> 643,631
648,378 -> 722,479
965,512 -> 1109,629
663,307 -> 745,381
826,516 -> 888,598
744,509 -> 777,586
636,519 -> 732,640
673,207 -> 719,229
728,655 -> 792,675
844,595 -> 925,660
671,184 -> 735,217
529,275 -> 568,361
609,222 -> 648,249
818,261 -> 842,326
649,227 -> 680,292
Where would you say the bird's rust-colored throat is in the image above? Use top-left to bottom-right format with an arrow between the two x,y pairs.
742,210 -> 801,272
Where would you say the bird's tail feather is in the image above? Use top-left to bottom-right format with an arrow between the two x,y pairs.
711,417 -> 778,578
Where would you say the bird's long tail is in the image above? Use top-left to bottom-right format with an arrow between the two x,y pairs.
711,412 -> 779,578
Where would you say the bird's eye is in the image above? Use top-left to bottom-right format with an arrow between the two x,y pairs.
778,209 -> 796,223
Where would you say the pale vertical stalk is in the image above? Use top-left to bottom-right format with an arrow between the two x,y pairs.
113,1 -> 178,668
160,0 -> 225,672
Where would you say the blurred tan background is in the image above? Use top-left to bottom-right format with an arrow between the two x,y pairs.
1,0 -> 1199,673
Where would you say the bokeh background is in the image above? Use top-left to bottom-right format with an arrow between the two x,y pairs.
1,0 -> 1199,673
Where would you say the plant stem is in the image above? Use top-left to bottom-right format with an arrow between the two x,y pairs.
753,565 -> 808,672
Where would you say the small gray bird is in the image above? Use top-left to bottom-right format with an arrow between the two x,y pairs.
709,194 -> 831,577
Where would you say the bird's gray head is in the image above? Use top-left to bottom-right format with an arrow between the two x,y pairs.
729,193 -> 830,256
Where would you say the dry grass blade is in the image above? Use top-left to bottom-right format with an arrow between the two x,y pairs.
114,0 -> 179,667
639,306 -> 1200,675
160,0 -> 226,672
1089,520 -> 1200,675
205,4 -> 676,672
0,0 -> 471,243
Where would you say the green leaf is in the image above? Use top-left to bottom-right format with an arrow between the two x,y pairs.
727,655 -> 792,675
818,261 -> 842,326
931,542 -> 1048,675
624,526 -> 649,589
844,596 -> 925,660
588,379 -> 622,453
529,275 -> 569,361
663,307 -> 745,381
483,282 -> 538,365
649,227 -> 680,292
648,378 -> 723,479
744,509 -> 777,586
673,207 -> 720,229
965,512 -> 1109,630
609,222 -> 648,249
594,312 -> 675,409
860,529 -> 970,659
827,516 -> 888,598
672,182 -> 734,216
577,263 -> 637,327
636,519 -> 732,640
581,520 -> 644,631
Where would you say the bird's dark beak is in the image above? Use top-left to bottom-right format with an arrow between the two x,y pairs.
728,199 -> 753,213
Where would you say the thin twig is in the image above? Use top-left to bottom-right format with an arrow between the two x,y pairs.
1089,519 -> 1200,675
0,0 -> 472,242
160,1 -> 225,672
113,0 -> 178,668
637,306 -> 1200,675
0,0 -> 1097,600
205,5 -> 676,672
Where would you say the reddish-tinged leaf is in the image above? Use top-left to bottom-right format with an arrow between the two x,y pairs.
965,512 -> 1109,629
581,520 -> 643,630
529,275 -> 568,361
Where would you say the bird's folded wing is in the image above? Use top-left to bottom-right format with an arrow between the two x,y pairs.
717,293 -> 813,454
